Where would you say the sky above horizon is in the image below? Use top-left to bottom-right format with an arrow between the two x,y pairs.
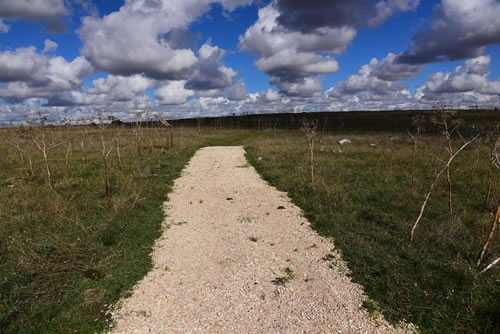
1,0 -> 500,123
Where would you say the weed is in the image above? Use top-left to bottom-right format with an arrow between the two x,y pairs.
136,310 -> 152,318
362,299 -> 380,316
174,221 -> 188,226
284,267 -> 295,280
249,237 -> 258,242
271,267 -> 295,286
238,215 -> 252,223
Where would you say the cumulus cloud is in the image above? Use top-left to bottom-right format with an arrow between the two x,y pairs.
88,74 -> 155,101
274,0 -> 419,33
368,52 -> 423,81
270,76 -> 324,98
226,81 -> 248,101
79,0 -> 247,82
262,88 -> 281,102
417,55 -> 500,106
239,4 -> 350,97
326,53 -> 416,109
185,42 -> 238,90
43,39 -> 58,53
240,1 -> 418,97
0,46 -> 93,102
397,0 -> 500,64
155,81 -> 195,105
0,0 -> 69,32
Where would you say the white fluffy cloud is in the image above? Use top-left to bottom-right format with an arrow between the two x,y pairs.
238,4 -> 349,97
326,53 -> 417,109
79,0 -> 245,84
185,42 -> 238,90
0,47 -> 93,102
368,53 -> 423,81
262,88 -> 281,102
88,74 -> 155,101
398,0 -> 500,64
239,1 -> 419,97
417,55 -> 500,106
0,0 -> 69,32
155,81 -> 195,105
270,76 -> 324,98
225,81 -> 248,101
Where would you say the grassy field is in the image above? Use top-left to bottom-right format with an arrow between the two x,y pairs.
0,123 -> 251,333
246,129 -> 500,334
0,118 -> 499,333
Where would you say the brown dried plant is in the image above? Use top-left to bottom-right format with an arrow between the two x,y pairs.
410,112 -> 479,241
302,120 -> 318,186
31,112 -> 62,189
477,123 -> 500,271
408,115 -> 425,195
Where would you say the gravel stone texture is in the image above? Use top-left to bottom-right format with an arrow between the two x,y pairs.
110,146 -> 415,334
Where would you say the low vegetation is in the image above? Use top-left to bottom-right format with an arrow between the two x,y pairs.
246,125 -> 499,333
0,121 -> 250,333
0,111 -> 498,333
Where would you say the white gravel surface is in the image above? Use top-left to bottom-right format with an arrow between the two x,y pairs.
110,146 -> 415,334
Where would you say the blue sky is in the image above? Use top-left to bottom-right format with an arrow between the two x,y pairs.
1,0 -> 500,122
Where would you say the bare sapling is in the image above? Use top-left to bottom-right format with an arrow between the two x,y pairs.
431,108 -> 463,216
79,119 -> 89,170
410,133 -> 480,241
97,109 -> 115,206
147,107 -> 155,153
32,112 -> 61,189
153,114 -> 173,150
115,132 -> 123,170
61,117 -> 73,172
408,116 -> 425,195
302,120 -> 318,187
477,124 -> 500,267
134,110 -> 144,155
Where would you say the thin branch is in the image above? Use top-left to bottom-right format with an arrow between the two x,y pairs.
479,257 -> 500,274
410,134 -> 480,241
477,206 -> 500,267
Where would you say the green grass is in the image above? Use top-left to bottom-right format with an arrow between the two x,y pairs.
1,124 -> 498,333
245,130 -> 500,333
0,125 -> 252,333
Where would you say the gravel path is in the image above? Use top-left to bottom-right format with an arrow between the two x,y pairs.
110,146 -> 414,334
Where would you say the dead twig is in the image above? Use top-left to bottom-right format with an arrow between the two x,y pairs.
410,134 -> 480,241
477,207 -> 500,267
479,257 -> 500,274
